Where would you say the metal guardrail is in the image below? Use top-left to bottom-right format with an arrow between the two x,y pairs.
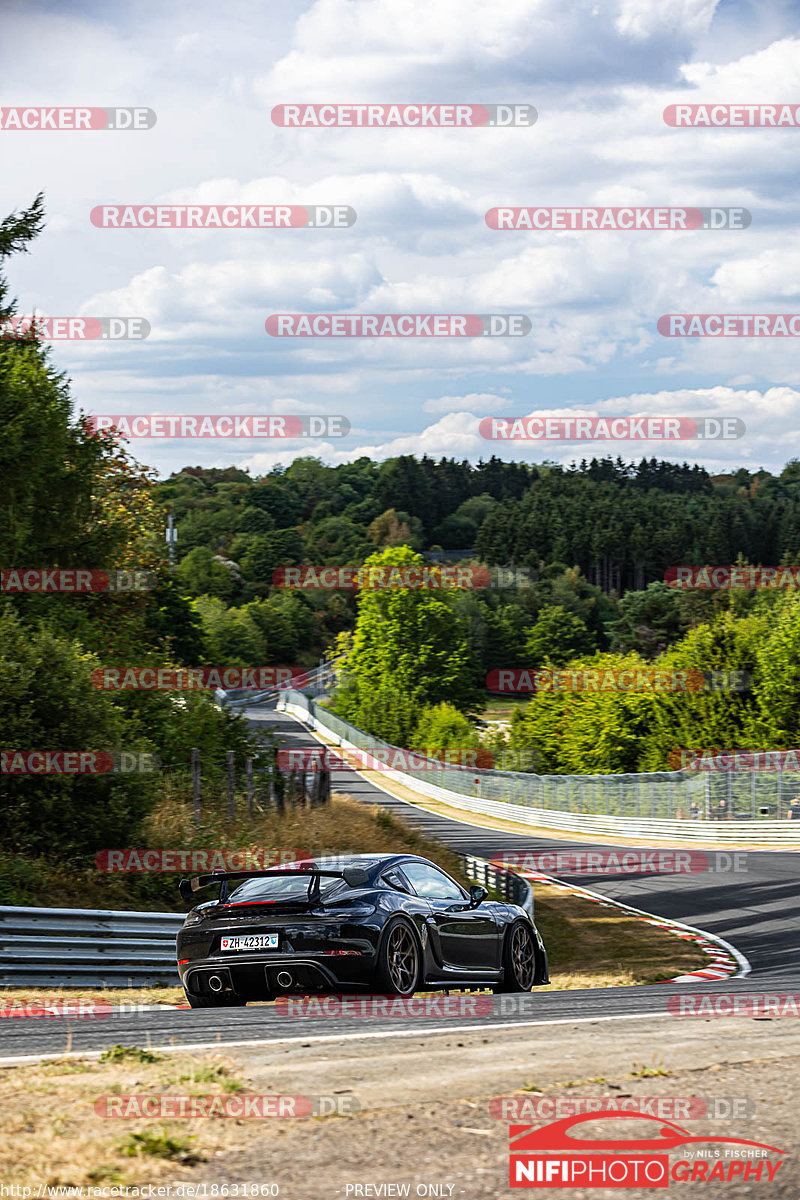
461,855 -> 534,918
220,661 -> 342,710
0,907 -> 183,988
0,855 -> 528,988
279,694 -> 800,843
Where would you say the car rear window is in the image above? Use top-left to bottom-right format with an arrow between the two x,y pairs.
226,875 -> 340,904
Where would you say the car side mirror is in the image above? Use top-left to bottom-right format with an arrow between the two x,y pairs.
469,884 -> 489,908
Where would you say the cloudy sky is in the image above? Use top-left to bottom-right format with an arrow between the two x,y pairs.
2,0 -> 800,477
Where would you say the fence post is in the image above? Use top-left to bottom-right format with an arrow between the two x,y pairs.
778,766 -> 783,819
191,748 -> 201,824
246,757 -> 254,816
726,770 -> 732,820
226,750 -> 236,820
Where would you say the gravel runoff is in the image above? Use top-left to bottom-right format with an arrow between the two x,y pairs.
151,1012 -> 800,1199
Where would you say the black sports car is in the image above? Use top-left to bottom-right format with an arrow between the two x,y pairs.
176,853 -> 549,1007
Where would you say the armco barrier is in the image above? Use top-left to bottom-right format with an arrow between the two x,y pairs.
277,694 -> 800,845
462,854 -> 534,918
0,907 -> 182,988
220,661 -> 341,710
0,855 -> 526,988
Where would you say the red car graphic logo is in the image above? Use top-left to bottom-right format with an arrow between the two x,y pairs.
510,1110 -> 786,1155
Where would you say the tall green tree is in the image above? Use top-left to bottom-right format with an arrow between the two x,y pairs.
331,547 -> 480,743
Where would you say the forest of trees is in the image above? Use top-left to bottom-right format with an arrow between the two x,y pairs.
150,448 -> 800,683
0,196 -> 261,863
6,191 -> 800,858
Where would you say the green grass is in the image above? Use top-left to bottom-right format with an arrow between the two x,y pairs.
99,1045 -> 162,1065
120,1129 -> 204,1163
630,1061 -> 671,1078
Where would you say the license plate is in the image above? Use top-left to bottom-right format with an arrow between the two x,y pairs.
220,934 -> 279,952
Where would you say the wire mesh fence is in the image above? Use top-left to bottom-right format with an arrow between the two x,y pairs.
279,691 -> 800,822
160,750 -> 332,824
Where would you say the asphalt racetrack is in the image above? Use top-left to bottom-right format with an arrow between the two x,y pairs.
2,705 -> 799,1062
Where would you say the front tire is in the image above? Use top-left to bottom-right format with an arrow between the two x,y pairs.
494,921 -> 536,993
372,918 -> 422,996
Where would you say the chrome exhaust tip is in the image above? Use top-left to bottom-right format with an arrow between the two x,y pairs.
276,971 -> 293,989
208,974 -> 224,993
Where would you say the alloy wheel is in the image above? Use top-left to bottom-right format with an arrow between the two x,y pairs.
386,924 -> 419,994
511,924 -> 535,989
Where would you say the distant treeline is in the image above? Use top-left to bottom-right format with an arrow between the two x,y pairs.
155,454 -> 800,601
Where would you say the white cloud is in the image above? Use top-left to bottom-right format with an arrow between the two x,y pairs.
422,391 -> 510,413
1,1 -> 799,475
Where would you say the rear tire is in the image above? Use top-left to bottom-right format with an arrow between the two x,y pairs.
493,921 -> 536,993
372,919 -> 422,996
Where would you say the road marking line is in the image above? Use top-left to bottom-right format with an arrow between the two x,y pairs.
0,1010 -> 680,1065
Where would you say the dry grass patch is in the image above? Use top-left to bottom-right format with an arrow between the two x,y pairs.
0,793 -> 471,912
0,987 -> 185,1008
532,880 -> 709,988
0,1048 -> 324,1187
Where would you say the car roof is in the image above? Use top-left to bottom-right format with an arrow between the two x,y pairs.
309,852 -> 447,875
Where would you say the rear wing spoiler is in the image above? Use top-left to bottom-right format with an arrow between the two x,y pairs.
178,865 -> 370,904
